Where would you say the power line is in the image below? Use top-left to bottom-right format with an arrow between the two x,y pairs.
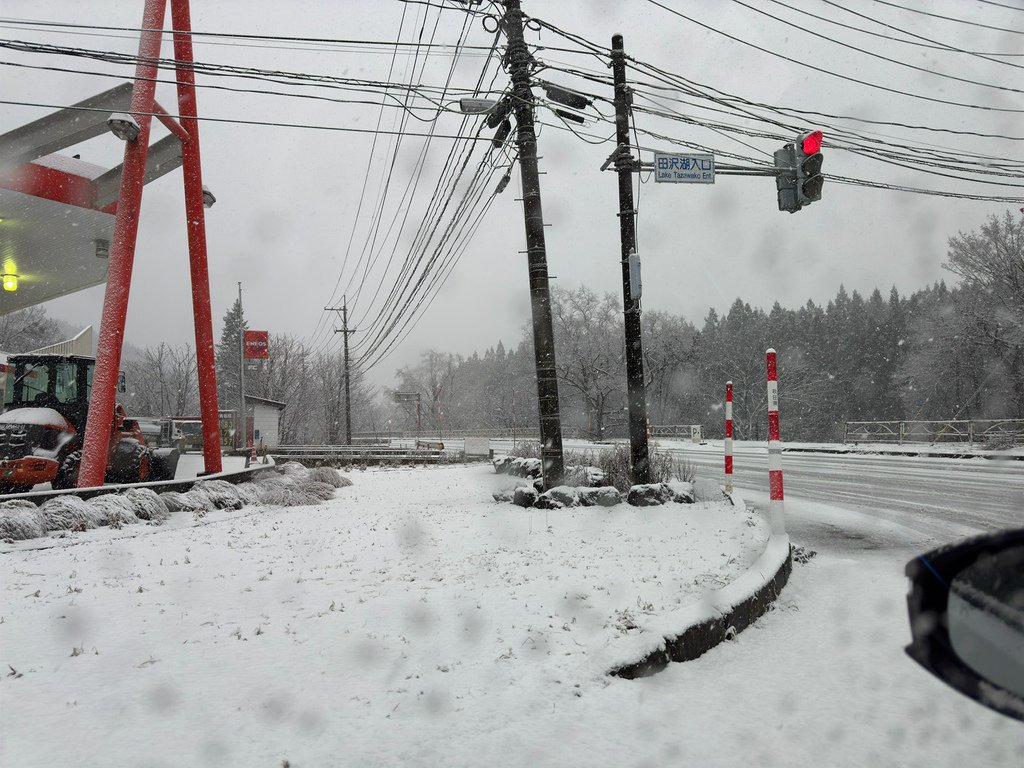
0,98 -> 500,141
730,0 -> 1024,88
304,4 -> 419,352
0,39 -> 499,98
0,15 -> 501,50
810,0 -> 1024,66
529,17 -> 1024,142
639,0 -> 1024,113
869,0 -> 1024,35
0,59 -> 459,121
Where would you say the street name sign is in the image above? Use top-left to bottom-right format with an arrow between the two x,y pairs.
654,152 -> 715,183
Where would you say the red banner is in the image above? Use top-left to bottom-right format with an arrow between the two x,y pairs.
244,330 -> 269,359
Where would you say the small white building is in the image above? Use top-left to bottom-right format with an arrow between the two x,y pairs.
245,395 -> 286,450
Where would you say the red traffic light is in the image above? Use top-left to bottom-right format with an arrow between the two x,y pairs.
801,130 -> 823,155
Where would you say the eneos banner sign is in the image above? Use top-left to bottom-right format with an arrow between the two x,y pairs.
244,330 -> 270,359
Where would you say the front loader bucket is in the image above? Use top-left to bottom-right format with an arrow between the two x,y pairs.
151,448 -> 181,482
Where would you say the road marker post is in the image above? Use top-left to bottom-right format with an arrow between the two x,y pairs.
766,349 -> 787,534
725,381 -> 734,494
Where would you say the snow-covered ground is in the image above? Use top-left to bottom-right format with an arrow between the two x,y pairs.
1,464 -> 772,766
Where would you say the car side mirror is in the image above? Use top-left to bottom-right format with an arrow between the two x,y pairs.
905,528 -> 1024,722
117,371 -> 126,394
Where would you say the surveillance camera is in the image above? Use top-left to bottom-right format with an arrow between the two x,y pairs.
107,112 -> 141,142
202,185 -> 216,209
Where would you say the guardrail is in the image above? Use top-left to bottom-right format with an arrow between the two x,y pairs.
272,444 -> 452,465
650,424 -> 704,442
843,419 -> 1024,445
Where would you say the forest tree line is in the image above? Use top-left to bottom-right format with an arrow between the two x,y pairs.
2,212 -> 1020,444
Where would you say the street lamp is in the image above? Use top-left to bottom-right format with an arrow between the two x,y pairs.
458,97 -> 499,115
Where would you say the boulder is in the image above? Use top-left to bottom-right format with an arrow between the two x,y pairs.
667,481 -> 695,504
512,485 -> 539,508
492,487 -> 516,503
627,483 -> 672,507
542,486 -> 579,508
595,486 -> 623,507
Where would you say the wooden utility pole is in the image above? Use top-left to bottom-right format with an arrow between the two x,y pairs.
326,298 -> 356,445
503,0 -> 565,487
610,34 -> 653,484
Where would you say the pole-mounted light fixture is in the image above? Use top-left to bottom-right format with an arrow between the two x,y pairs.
459,97 -> 499,115
107,112 -> 141,142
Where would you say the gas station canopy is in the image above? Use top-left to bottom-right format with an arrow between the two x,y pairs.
0,83 -> 183,315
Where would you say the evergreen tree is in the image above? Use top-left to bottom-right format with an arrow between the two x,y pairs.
215,298 -> 248,412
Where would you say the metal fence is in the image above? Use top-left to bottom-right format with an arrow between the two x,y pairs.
843,419 -> 1024,446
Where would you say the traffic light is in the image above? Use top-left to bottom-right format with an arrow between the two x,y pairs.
795,130 -> 824,207
773,130 -> 824,213
773,146 -> 798,213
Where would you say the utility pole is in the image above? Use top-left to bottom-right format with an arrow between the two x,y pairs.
327,298 -> 356,445
237,281 -> 246,451
503,0 -> 564,487
610,34 -> 653,484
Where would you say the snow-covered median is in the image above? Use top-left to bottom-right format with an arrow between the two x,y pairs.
0,464 -> 767,766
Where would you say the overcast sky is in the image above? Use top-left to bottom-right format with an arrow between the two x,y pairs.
1,0 -> 1021,385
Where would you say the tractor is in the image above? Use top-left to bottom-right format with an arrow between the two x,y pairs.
0,354 -> 179,494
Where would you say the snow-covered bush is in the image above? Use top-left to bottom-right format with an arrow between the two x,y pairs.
0,501 -> 47,540
506,441 -> 542,460
86,494 -> 139,528
277,461 -> 311,480
160,489 -> 215,514
193,480 -> 244,510
122,487 -> 170,522
255,479 -> 336,507
40,495 -> 105,531
234,481 -> 262,506
309,466 -> 352,488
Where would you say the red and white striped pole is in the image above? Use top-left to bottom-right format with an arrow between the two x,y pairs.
724,381 -> 733,494
766,349 -> 786,534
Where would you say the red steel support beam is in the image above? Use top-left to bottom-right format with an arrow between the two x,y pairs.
171,0 -> 222,474
152,102 -> 191,143
77,0 -> 167,488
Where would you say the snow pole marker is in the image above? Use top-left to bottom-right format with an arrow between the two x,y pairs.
766,349 -> 786,534
725,381 -> 733,495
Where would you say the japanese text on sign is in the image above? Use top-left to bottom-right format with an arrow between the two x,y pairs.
654,152 -> 715,183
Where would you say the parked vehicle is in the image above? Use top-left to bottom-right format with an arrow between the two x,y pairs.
0,354 -> 179,493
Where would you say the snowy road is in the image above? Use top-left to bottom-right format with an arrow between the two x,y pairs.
654,441 -> 1023,547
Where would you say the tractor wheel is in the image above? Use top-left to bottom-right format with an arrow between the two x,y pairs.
52,449 -> 82,490
107,441 -> 153,485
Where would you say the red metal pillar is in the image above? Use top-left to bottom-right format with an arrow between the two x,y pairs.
171,0 -> 222,474
77,0 -> 167,488
724,380 -> 733,494
766,348 -> 786,535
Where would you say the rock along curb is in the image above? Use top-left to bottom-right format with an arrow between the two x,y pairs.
610,533 -> 792,679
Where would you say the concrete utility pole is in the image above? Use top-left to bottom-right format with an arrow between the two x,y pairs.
238,281 -> 246,451
327,298 -> 356,445
503,0 -> 565,487
610,34 -> 653,484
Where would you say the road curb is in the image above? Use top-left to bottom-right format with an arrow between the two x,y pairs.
610,533 -> 792,679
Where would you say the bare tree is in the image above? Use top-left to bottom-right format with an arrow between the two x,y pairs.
0,306 -> 64,352
945,211 -> 1024,416
551,287 -> 624,440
